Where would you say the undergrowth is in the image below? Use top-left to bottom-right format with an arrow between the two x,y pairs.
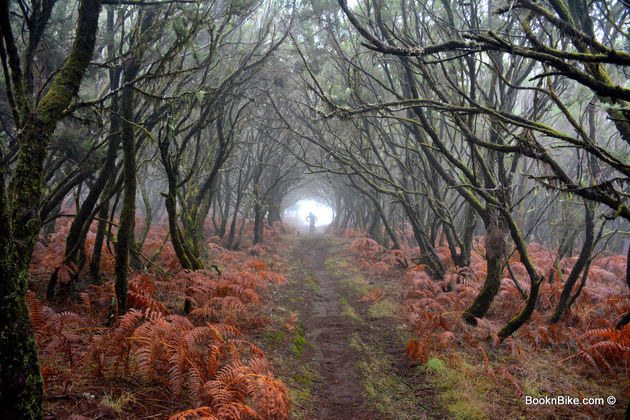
345,229 -> 627,418
29,218 -> 292,419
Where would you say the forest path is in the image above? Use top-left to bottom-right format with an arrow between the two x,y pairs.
298,235 -> 365,419
258,234 -> 442,420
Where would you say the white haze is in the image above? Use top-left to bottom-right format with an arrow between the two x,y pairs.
284,199 -> 333,227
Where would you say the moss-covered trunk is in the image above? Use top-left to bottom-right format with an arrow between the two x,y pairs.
0,245 -> 44,418
366,205 -> 381,241
113,9 -> 154,315
253,202 -> 265,245
113,70 -> 137,315
498,276 -> 541,340
462,254 -> 502,325
403,201 -> 445,279
0,118 -> 46,417
218,177 -> 231,238
267,186 -> 283,225
89,200 -> 110,284
0,0 -> 101,415
463,220 -> 506,325
48,114 -> 120,299
497,212 -> 544,340
159,132 -> 204,274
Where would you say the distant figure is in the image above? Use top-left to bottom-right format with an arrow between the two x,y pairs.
306,212 -> 318,233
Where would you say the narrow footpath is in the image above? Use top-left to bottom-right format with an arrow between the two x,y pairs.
302,236 -> 366,419
258,234 -> 442,420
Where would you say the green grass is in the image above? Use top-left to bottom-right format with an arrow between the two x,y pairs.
341,275 -> 369,295
324,258 -> 340,269
368,299 -> 398,319
261,330 -> 286,344
325,255 -> 369,296
305,275 -> 319,293
423,357 -> 492,420
339,296 -> 362,322
350,333 -> 428,419
100,392 -> 136,414
425,357 -> 447,374
277,361 -> 320,420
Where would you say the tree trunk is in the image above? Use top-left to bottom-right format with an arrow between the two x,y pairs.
463,220 -> 505,325
267,187 -> 283,225
253,202 -> 265,245
497,213 -> 544,340
219,179 -> 231,238
376,200 -> 401,249
463,254 -> 502,325
49,108 -> 120,298
42,199 -> 61,237
0,0 -> 102,415
498,273 -> 541,339
227,192 -> 243,249
366,204 -> 381,241
403,200 -> 445,278
0,261 -> 44,418
550,201 -> 594,323
459,206 -> 476,266
114,66 -> 137,316
90,199 -> 110,284
114,9 -> 154,315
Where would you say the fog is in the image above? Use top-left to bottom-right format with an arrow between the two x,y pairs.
283,199 -> 333,227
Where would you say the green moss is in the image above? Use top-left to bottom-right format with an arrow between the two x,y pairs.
463,255 -> 502,325
289,387 -> 311,401
296,374 -> 313,386
322,240 -> 370,296
0,281 -> 45,418
291,322 -> 306,359
325,237 -> 347,248
292,335 -> 306,358
288,388 -> 314,420
305,275 -> 319,293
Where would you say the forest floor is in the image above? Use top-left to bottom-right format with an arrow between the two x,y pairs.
32,228 -> 627,419
257,233 -> 443,419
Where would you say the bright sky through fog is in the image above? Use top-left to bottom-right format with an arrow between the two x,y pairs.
285,199 -> 333,227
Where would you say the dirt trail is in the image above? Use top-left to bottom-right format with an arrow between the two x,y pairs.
299,236 -> 367,419
258,234 -> 440,419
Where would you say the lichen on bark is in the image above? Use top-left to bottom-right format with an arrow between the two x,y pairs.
0,0 -> 102,416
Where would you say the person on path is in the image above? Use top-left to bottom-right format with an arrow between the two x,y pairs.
306,212 -> 318,233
